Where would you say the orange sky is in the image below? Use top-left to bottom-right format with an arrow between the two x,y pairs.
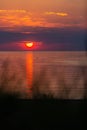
0,0 -> 86,31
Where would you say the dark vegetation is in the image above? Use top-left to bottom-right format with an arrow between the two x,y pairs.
0,59 -> 86,129
32,65 -> 87,99
0,58 -> 87,99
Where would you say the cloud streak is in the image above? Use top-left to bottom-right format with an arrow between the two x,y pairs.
45,12 -> 68,16
0,10 -> 45,28
0,10 -> 27,13
0,9 -> 85,31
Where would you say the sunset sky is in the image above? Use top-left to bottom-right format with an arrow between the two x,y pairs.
0,0 -> 86,50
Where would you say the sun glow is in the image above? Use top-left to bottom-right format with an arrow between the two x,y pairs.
25,42 -> 34,48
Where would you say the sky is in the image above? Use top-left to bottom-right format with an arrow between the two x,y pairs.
0,0 -> 86,51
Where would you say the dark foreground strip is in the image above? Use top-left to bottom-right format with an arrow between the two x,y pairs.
0,99 -> 86,129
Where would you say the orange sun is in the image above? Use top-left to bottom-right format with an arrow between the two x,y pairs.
25,42 -> 34,48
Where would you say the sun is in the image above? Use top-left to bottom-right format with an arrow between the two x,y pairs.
25,42 -> 34,48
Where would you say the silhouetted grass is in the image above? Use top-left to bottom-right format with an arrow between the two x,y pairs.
0,58 -> 26,99
0,59 -> 87,99
33,93 -> 54,99
0,91 -> 20,99
0,59 -> 86,129
32,65 -> 87,99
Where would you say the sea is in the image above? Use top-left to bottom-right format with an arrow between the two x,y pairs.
0,51 -> 87,99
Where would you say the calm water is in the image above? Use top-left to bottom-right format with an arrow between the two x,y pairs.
0,51 -> 87,99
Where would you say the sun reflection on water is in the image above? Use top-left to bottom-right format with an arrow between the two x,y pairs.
26,52 -> 33,98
